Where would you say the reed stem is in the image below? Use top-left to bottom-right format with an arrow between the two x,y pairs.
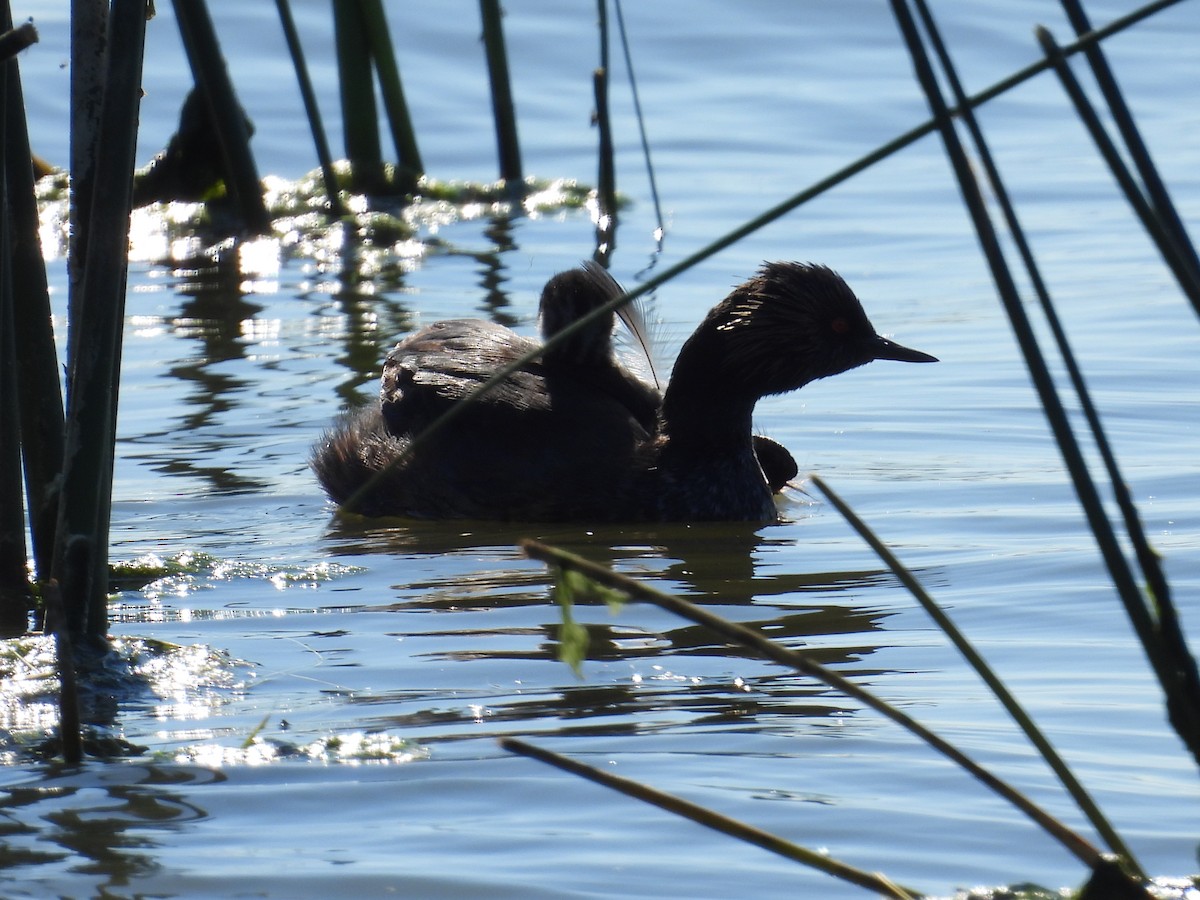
891,0 -> 1200,767
612,0 -> 664,245
3,22 -> 65,584
275,0 -> 347,217
479,0 -> 522,186
171,0 -> 270,233
1036,26 -> 1200,313
592,66 -> 616,264
1058,0 -> 1200,295
44,580 -> 82,764
333,0 -> 383,192
501,736 -> 923,899
811,475 -> 1143,875
357,0 -> 422,192
53,0 -> 148,641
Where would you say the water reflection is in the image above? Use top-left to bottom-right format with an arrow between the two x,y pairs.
311,515 -> 898,744
320,514 -> 899,603
0,763 -> 220,889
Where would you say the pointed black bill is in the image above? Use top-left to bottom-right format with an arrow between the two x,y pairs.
871,334 -> 938,363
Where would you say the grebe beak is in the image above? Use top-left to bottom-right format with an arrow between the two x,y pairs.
870,334 -> 939,364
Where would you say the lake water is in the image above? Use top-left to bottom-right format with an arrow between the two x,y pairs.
4,1 -> 1199,897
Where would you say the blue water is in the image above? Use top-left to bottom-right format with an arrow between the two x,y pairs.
4,1 -> 1200,897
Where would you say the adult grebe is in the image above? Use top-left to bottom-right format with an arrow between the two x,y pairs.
311,261 -> 935,521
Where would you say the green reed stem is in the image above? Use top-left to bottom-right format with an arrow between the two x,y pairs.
810,475 -> 1143,876
333,0 -> 383,193
274,0 -> 347,217
520,539 -> 1106,871
500,736 -> 923,899
171,0 -> 270,233
357,0 -> 422,191
53,0 -> 147,642
1035,26 -> 1200,314
479,0 -> 522,186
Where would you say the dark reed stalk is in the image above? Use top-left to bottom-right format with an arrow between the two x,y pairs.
889,0 -> 1200,765
0,340 -> 26,632
67,0 -> 106,392
592,67 -> 616,264
52,0 -> 148,642
612,0 -> 664,245
811,475 -> 1142,875
356,0 -> 422,191
3,19 -> 65,585
912,0 -> 1163,624
274,0 -> 347,217
1059,0 -> 1200,295
500,736 -> 922,899
0,57 -> 26,627
479,0 -> 523,186
592,0 -> 616,265
1036,27 -> 1200,313
44,580 -> 82,764
520,540 -> 1111,875
333,0 -> 384,193
171,0 -> 270,234
337,0 -> 1181,514
909,0 -> 1199,780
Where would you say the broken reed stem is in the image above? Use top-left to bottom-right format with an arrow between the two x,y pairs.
519,539 -> 1104,871
0,19 -> 36,61
500,736 -> 923,899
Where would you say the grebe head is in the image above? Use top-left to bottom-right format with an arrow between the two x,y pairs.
670,262 -> 936,405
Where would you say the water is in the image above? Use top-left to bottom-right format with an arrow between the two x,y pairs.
4,1 -> 1200,897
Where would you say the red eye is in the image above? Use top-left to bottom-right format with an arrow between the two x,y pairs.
830,316 -> 851,335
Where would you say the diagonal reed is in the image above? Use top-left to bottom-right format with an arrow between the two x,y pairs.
520,539 -> 1107,873
889,0 -> 1200,765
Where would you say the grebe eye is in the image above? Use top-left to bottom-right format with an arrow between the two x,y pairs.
830,316 -> 851,335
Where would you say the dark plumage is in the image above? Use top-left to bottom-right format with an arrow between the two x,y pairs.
311,261 -> 936,522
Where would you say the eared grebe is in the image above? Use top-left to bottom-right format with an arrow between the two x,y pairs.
311,261 -> 935,521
